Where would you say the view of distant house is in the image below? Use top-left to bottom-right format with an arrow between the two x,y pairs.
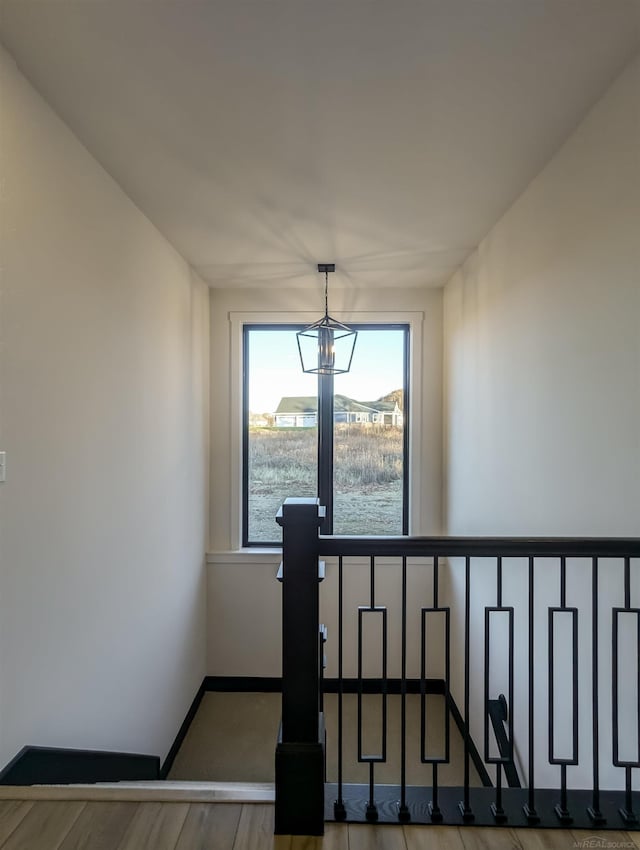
274,394 -> 404,428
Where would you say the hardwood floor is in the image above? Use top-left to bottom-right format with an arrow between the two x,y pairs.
0,800 -> 637,850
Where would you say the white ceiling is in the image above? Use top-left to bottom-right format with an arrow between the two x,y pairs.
1,0 -> 639,290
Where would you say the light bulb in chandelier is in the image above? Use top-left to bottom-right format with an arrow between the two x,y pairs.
318,326 -> 335,371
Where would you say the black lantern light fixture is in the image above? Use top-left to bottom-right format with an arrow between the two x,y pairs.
296,264 -> 357,375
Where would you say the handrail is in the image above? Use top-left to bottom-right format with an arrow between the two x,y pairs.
319,535 -> 640,558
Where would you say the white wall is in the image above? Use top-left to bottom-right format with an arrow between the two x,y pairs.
443,53 -> 640,789
207,285 -> 442,676
444,52 -> 640,538
0,46 -> 209,767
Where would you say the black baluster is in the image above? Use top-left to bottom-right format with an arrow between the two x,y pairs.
398,556 -> 410,822
489,556 -> 508,824
485,555 -> 514,823
588,556 -> 605,824
615,556 -> 639,825
422,555 -> 445,822
550,557 -> 578,825
358,555 -> 386,823
624,768 -> 636,825
367,763 -> 376,822
496,557 -> 504,822
334,555 -> 346,821
459,556 -> 474,821
432,555 -> 441,823
523,556 -> 539,823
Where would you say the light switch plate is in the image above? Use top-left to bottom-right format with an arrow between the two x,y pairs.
0,451 -> 5,483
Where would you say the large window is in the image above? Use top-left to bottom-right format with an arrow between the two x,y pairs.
243,324 -> 409,545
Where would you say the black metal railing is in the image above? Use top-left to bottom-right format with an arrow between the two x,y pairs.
275,498 -> 640,835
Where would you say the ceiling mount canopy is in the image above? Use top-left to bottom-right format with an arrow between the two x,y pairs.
296,264 -> 357,375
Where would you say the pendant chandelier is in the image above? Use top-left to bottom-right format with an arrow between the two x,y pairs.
296,264 -> 357,375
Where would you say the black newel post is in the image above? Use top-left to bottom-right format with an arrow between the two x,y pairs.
275,498 -> 325,836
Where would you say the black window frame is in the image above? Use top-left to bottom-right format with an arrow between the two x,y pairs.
242,322 -> 410,546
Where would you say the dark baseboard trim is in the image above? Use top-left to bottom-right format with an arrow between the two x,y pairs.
160,680 -> 208,779
0,746 -> 159,786
202,676 -> 447,694
204,676 -> 283,693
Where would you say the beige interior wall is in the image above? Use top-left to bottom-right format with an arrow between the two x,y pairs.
442,52 -> 640,789
207,554 -> 437,679
443,51 -> 640,538
207,286 -> 442,676
0,46 -> 210,767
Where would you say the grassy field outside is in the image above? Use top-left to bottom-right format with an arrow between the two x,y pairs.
247,424 -> 404,541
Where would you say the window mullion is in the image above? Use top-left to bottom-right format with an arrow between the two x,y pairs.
317,372 -> 334,534
402,328 -> 410,535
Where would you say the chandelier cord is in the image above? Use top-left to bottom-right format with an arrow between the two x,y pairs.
324,270 -> 329,317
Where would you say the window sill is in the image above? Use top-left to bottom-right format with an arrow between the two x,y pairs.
206,549 -> 282,565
